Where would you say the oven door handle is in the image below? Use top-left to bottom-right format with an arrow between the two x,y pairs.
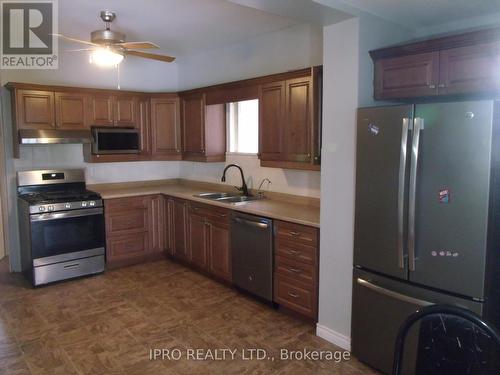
30,208 -> 103,222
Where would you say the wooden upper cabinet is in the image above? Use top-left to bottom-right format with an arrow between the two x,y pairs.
373,52 -> 440,100
438,43 -> 500,96
151,96 -> 181,159
259,81 -> 284,162
15,89 -> 55,129
114,95 -> 138,127
54,92 -> 88,129
284,77 -> 312,163
258,68 -> 321,171
370,28 -> 500,100
182,94 -> 205,156
181,93 -> 225,162
89,94 -> 114,126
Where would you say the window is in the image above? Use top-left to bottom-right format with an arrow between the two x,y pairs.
227,99 -> 259,154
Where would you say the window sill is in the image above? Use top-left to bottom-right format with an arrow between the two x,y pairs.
226,152 -> 258,157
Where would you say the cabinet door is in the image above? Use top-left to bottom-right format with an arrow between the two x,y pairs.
438,43 -> 500,96
165,198 -> 175,256
138,98 -> 151,156
172,199 -> 189,261
89,94 -> 114,126
374,52 -> 440,99
208,221 -> 231,282
182,94 -> 205,155
106,232 -> 149,266
284,77 -> 312,163
149,195 -> 165,254
188,211 -> 209,270
54,92 -> 88,129
259,81 -> 284,161
114,95 -> 138,127
151,97 -> 181,157
15,89 -> 55,129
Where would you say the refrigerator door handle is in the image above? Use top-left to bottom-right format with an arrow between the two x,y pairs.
408,118 -> 424,272
397,118 -> 410,269
357,278 -> 433,307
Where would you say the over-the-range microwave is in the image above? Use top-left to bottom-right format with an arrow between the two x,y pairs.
91,127 -> 140,154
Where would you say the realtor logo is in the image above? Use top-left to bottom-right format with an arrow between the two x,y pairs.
1,0 -> 58,69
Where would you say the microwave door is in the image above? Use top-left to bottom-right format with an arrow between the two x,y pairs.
92,128 -> 140,154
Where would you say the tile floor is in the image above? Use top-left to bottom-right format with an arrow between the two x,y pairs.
0,258 -> 379,374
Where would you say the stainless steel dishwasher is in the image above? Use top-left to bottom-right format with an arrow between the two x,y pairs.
231,212 -> 273,302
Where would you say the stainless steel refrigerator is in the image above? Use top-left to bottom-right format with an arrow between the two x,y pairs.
352,101 -> 500,374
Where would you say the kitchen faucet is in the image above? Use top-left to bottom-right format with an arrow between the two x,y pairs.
221,164 -> 250,196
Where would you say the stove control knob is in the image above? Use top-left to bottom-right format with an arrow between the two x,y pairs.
38,206 -> 46,212
81,202 -> 88,207
65,203 -> 71,209
89,201 -> 95,207
47,205 -> 54,211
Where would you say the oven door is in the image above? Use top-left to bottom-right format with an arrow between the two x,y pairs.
30,208 -> 105,261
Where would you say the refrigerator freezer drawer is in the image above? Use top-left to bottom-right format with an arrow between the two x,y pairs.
351,268 -> 483,374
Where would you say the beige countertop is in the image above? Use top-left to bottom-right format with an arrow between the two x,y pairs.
89,179 -> 320,228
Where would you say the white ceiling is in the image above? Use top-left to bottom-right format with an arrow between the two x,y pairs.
337,0 -> 500,29
58,0 -> 302,58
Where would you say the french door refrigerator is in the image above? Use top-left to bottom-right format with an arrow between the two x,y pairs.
352,101 -> 500,374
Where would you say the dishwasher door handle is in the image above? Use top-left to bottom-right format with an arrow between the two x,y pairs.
233,217 -> 269,229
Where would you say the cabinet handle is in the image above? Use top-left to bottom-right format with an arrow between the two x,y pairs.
288,267 -> 302,273
287,249 -> 300,255
438,83 -> 446,88
220,214 -> 227,217
288,292 -> 300,298
307,153 -> 311,158
289,231 -> 300,236
428,84 -> 436,89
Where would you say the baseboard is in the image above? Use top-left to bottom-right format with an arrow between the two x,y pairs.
316,323 -> 351,351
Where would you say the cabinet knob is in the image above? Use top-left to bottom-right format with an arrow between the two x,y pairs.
438,83 -> 446,88
428,84 -> 436,89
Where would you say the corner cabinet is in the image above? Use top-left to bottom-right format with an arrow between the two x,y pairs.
258,67 -> 321,171
180,93 -> 226,162
150,95 -> 182,160
371,28 -> 500,100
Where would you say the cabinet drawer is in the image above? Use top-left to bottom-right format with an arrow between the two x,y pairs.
275,239 -> 317,265
106,232 -> 148,260
106,209 -> 147,235
105,196 -> 147,212
276,221 -> 318,246
188,201 -> 230,223
275,255 -> 315,285
274,274 -> 316,318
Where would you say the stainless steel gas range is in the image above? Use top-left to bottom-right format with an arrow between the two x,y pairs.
17,169 -> 105,286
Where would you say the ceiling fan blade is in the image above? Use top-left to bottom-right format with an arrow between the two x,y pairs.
117,41 -> 159,49
125,50 -> 176,62
52,33 -> 97,46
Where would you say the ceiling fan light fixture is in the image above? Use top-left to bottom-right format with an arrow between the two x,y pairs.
89,47 -> 124,67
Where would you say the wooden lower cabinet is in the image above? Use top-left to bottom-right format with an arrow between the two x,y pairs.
273,220 -> 319,320
208,221 -> 231,282
104,195 -> 165,268
177,201 -> 232,281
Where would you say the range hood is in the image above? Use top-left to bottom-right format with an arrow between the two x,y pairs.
19,129 -> 93,145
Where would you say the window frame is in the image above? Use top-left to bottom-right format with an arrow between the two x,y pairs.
226,100 -> 259,156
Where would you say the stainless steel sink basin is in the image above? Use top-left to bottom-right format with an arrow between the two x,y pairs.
194,192 -> 238,200
194,192 -> 264,205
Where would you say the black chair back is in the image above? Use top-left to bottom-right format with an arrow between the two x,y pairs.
392,305 -> 500,375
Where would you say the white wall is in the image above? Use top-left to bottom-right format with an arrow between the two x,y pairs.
177,23 -> 323,198
316,13 -> 414,350
181,154 -> 320,198
177,23 -> 323,89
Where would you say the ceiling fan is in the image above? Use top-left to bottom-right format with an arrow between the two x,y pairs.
55,10 -> 175,67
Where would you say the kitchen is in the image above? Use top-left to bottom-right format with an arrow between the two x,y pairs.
1,1 -> 500,374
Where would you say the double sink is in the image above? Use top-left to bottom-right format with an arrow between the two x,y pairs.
194,192 -> 263,206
